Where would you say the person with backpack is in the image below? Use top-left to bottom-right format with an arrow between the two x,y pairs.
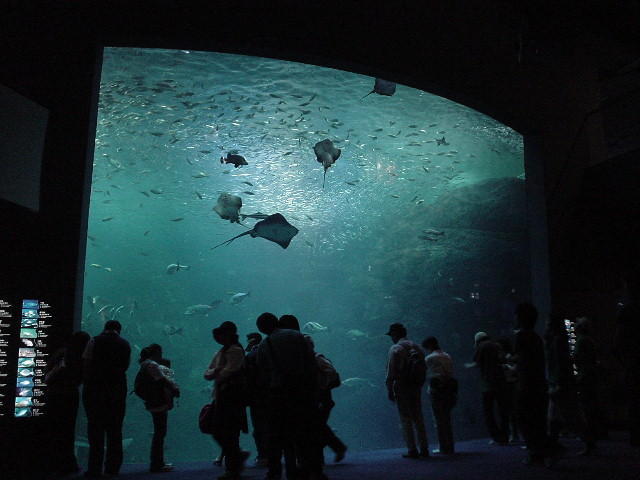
136,344 -> 180,473
385,323 -> 429,458
308,336 -> 348,463
423,336 -> 457,455
204,321 -> 249,480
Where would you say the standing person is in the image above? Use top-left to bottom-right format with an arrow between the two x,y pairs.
544,314 -> 590,453
82,320 -> 131,478
244,332 -> 269,467
385,323 -> 429,459
573,318 -> 600,454
423,336 -> 457,455
204,321 -> 249,480
137,344 -> 180,473
614,298 -> 640,447
496,337 -> 520,444
45,330 -> 90,475
464,332 -> 509,445
308,335 -> 348,463
256,312 -> 325,480
513,303 -> 554,466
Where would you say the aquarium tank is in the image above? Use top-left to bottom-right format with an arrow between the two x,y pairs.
79,47 -> 529,463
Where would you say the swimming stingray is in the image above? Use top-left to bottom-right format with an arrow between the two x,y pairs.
361,78 -> 397,100
213,193 -> 243,223
313,139 -> 341,188
211,213 -> 299,249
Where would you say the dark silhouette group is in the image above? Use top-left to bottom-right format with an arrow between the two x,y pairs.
43,299 -> 640,479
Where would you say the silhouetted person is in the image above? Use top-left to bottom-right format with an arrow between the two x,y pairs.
544,314 -> 590,453
278,314 -> 301,331
307,334 -> 348,463
45,330 -> 90,475
496,337 -> 520,443
615,298 -> 640,446
385,323 -> 429,458
256,312 -> 325,480
513,303 -> 553,465
138,344 -> 180,473
423,336 -> 457,455
574,318 -> 600,454
465,332 -> 509,445
204,321 -> 248,480
244,332 -> 269,467
82,320 -> 131,478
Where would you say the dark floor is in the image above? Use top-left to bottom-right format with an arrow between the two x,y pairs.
99,434 -> 640,480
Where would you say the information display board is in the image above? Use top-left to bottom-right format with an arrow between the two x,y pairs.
0,298 -> 52,418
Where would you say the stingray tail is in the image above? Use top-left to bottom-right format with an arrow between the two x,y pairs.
211,231 -> 251,249
323,168 -> 327,189
360,90 -> 374,100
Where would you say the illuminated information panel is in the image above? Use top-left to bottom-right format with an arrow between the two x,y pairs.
0,298 -> 52,418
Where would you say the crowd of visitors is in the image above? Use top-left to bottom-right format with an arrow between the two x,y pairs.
43,300 -> 639,479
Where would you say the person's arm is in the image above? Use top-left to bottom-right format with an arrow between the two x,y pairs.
385,345 -> 400,402
81,338 -> 95,384
204,354 -> 217,381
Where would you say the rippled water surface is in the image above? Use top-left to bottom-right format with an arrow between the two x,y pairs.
80,48 -> 527,462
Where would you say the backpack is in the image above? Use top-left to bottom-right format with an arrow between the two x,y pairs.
134,365 -> 165,407
402,344 -> 427,387
316,353 -> 341,390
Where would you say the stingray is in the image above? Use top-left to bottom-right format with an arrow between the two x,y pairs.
361,78 -> 397,100
212,213 -> 299,249
313,139 -> 341,188
213,193 -> 243,223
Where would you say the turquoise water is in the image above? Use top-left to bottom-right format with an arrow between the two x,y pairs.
80,47 -> 528,463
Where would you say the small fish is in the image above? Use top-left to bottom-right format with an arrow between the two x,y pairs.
170,217 -> 184,222
220,153 -> 248,168
241,181 -> 254,186
166,262 -> 191,274
422,166 -> 430,173
101,217 -> 114,222
423,229 -> 444,236
415,199 -> 424,205
345,181 -> 357,186
144,230 -> 150,236
342,377 -> 377,388
96,304 -> 114,315
195,191 -> 204,200
305,214 -> 314,221
302,321 -> 328,333
283,151 -> 293,156
192,172 -> 209,178
452,297 -> 466,303
163,325 -> 184,336
150,189 -> 164,195
103,267 -> 112,272
436,137 -> 449,146
140,191 -> 150,197
391,194 -> 400,199
229,292 -> 250,305
89,263 -> 102,269
242,191 -> 255,195
304,240 -> 314,247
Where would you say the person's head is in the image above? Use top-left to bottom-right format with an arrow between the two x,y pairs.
422,336 -> 440,353
245,332 -> 262,351
474,331 -> 489,347
158,358 -> 171,368
139,343 -> 162,363
278,314 -> 300,331
575,317 -> 591,336
104,320 -> 122,333
515,302 -> 538,330
256,312 -> 279,336
545,313 -> 567,337
67,331 -> 90,356
212,321 -> 238,346
385,323 -> 407,343
495,337 -> 513,355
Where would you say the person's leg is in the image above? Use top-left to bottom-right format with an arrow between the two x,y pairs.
150,411 -> 168,470
396,392 -> 417,454
482,390 -> 500,442
495,386 -> 511,443
266,395 -> 285,478
104,390 -> 126,475
83,389 -> 106,476
410,389 -> 429,455
250,402 -> 269,462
